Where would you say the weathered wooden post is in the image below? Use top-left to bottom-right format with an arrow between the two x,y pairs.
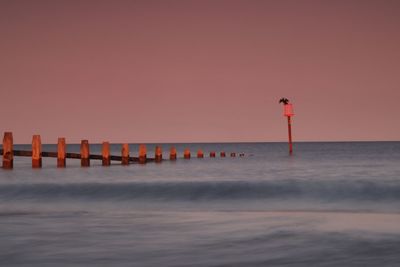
155,146 -> 162,163
2,132 -> 13,169
32,135 -> 42,168
102,142 -> 111,166
57,137 -> 66,168
220,152 -> 226,158
210,151 -> 216,158
230,152 -> 236,157
121,143 -> 130,165
170,147 -> 177,160
139,144 -> 147,164
197,149 -> 204,158
80,140 -> 90,167
184,148 -> 191,159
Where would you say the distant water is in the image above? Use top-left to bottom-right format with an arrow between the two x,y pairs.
1,142 -> 400,266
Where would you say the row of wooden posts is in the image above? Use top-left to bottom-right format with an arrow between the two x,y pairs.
1,132 -> 243,169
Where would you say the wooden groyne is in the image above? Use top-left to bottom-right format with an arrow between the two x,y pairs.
1,132 -> 245,169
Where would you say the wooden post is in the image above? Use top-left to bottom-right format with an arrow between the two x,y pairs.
220,152 -> 226,158
32,135 -> 42,168
155,146 -> 162,163
170,147 -> 177,160
210,151 -> 216,158
2,132 -> 13,169
102,142 -> 111,166
184,148 -> 191,159
197,149 -> 204,158
57,137 -> 66,168
230,152 -> 236,157
121,143 -> 129,165
139,144 -> 147,164
80,140 -> 90,167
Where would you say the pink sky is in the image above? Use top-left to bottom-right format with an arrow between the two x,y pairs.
1,0 -> 399,143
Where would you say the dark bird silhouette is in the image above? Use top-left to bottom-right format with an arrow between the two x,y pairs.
279,98 -> 289,105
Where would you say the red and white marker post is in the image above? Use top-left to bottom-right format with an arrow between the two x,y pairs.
281,99 -> 295,155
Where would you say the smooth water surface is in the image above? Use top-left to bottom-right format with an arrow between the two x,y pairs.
1,142 -> 400,266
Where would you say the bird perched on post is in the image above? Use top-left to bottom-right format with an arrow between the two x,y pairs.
279,98 -> 289,105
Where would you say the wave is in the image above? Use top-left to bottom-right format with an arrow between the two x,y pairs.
1,180 -> 399,202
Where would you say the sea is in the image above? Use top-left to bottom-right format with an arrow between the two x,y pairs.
1,142 -> 400,266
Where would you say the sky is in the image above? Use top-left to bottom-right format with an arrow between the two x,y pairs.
1,0 -> 400,144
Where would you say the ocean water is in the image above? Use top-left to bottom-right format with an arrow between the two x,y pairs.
1,142 -> 400,266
